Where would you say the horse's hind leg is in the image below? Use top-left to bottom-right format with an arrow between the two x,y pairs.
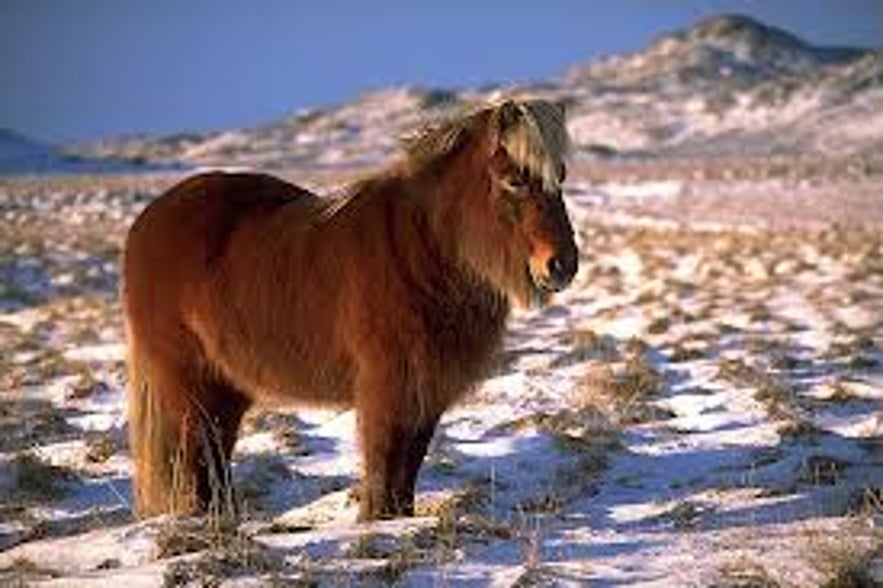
129,350 -> 250,518
190,378 -> 252,518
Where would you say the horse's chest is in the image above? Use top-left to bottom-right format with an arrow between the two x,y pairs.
421,299 -> 506,375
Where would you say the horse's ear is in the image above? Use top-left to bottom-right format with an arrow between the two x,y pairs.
489,100 -> 522,164
498,100 -> 522,128
493,100 -> 522,138
552,100 -> 567,121
489,102 -> 520,182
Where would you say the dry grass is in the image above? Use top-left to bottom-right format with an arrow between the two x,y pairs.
160,526 -> 286,588
660,500 -> 708,531
551,327 -> 621,367
713,559 -> 782,587
646,316 -> 672,335
84,431 -> 119,464
0,398 -> 78,453
336,478 -> 514,583
576,351 -> 667,424
669,341 -> 708,363
492,407 -> 621,517
0,556 -> 62,586
415,477 -> 516,568
798,455 -> 849,487
154,514 -> 289,586
2,171 -> 882,585
847,486 -> 883,518
342,532 -> 428,584
715,357 -> 805,422
155,517 -> 239,559
236,454 -> 295,512
7,451 -> 76,503
423,477 -> 492,520
807,537 -> 881,588
822,379 -> 863,403
776,417 -> 823,442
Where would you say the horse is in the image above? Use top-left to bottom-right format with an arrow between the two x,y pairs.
123,98 -> 578,521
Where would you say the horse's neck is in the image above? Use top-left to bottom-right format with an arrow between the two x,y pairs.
408,157 -> 496,287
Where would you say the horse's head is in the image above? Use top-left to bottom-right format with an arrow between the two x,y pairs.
404,98 -> 578,307
483,99 -> 578,306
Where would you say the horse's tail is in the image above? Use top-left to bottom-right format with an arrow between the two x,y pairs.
126,327 -> 199,517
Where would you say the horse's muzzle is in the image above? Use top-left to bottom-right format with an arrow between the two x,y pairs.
534,247 -> 578,293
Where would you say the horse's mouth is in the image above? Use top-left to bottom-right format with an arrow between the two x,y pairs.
528,250 -> 577,297
536,277 -> 568,294
529,269 -> 572,296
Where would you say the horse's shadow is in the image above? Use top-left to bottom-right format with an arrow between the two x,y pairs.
390,414 -> 882,585
425,416 -> 881,533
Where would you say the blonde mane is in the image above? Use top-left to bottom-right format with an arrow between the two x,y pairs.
402,110 -> 475,166
497,99 -> 569,192
403,98 -> 569,192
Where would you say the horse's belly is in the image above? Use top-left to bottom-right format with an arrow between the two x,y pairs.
195,320 -> 356,407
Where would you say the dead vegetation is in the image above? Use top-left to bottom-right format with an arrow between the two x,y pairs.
5,451 -> 76,503
576,350 -> 668,424
805,533 -> 882,588
713,558 -> 782,587
0,556 -> 62,586
1,170 -> 882,584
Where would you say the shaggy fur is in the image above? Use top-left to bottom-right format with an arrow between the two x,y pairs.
124,98 -> 578,521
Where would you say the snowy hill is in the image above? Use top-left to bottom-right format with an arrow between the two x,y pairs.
64,14 -> 883,171
67,87 -> 463,172
0,129 -> 68,174
562,14 -> 882,157
566,13 -> 863,87
0,128 -> 174,175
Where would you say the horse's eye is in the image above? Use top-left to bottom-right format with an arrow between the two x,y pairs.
504,168 -> 531,192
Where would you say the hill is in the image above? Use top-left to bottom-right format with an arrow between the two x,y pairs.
63,14 -> 883,171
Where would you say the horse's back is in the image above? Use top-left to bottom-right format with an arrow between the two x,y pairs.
123,172 -> 315,353
128,171 -> 312,253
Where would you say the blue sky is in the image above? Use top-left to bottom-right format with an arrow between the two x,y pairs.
2,0 -> 881,143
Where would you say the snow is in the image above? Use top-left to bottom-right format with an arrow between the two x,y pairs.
599,180 -> 684,202
62,343 -> 126,363
1,168 -> 881,586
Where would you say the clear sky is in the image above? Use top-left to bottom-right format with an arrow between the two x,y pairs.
2,0 -> 881,143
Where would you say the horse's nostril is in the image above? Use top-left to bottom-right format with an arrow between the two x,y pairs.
548,256 -> 565,280
547,253 -> 576,285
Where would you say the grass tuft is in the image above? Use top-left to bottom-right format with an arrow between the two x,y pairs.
8,451 -> 76,503
714,559 -> 781,587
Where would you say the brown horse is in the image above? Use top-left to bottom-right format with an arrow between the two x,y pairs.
123,98 -> 578,521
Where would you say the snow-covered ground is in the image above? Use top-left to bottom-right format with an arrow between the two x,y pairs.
0,167 -> 881,586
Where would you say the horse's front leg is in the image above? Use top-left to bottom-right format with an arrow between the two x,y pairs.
355,369 -> 438,521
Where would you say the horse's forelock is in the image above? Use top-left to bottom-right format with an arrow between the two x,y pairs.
403,99 -> 568,190
497,100 -> 569,193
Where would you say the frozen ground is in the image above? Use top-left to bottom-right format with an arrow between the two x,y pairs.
0,166 -> 881,586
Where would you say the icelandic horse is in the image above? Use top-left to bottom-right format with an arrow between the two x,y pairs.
123,98 -> 578,521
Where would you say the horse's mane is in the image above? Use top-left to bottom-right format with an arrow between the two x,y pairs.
321,98 -> 570,222
403,98 -> 569,192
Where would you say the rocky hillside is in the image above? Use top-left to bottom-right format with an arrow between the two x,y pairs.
66,14 -> 883,170
0,128 -> 177,175
0,130 -> 125,175
563,14 -> 883,157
